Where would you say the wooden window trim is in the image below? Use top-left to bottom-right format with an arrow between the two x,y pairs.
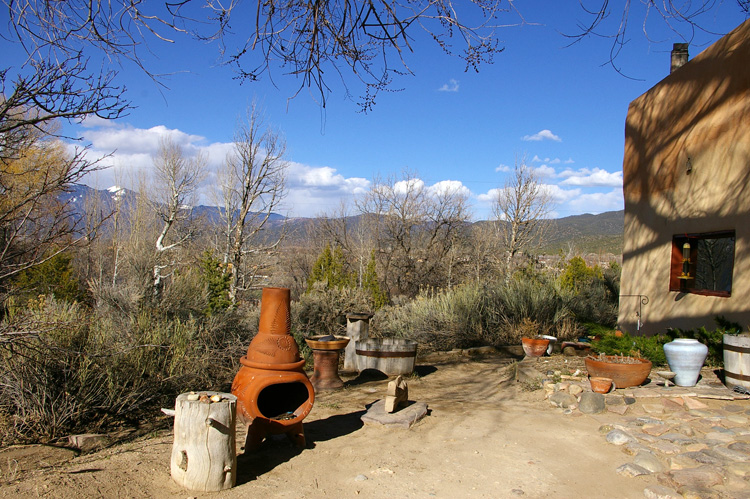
669,230 -> 734,297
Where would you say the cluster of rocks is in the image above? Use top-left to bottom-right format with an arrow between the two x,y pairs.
543,376 -> 637,415
598,402 -> 750,499
524,359 -> 750,498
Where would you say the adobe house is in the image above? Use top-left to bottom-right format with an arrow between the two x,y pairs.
618,19 -> 750,335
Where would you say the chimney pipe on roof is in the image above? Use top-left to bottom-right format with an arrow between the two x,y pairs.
671,43 -> 689,73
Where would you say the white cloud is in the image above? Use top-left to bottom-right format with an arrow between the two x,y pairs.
542,184 -> 582,204
522,129 -> 562,142
564,158 -> 575,164
394,178 -> 426,194
428,180 -> 471,198
72,121 -> 623,220
81,124 -> 205,156
287,162 -> 369,193
74,121 -> 376,217
568,189 -> 624,214
560,168 -> 623,187
438,79 -> 460,92
533,165 -> 556,178
476,188 -> 500,204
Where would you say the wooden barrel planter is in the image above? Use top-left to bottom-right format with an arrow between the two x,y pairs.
723,334 -> 750,391
355,338 -> 417,375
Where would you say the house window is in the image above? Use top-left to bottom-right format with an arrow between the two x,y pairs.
670,231 -> 735,296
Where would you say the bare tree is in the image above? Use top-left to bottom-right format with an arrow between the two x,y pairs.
465,222 -> 502,284
356,170 -> 470,297
0,52 -> 128,161
318,200 -> 377,289
151,137 -> 206,297
5,0 -> 747,123
220,0 -> 514,110
567,0 -> 749,74
0,123 -> 108,287
493,159 -> 553,282
216,105 -> 287,305
0,0 -> 512,117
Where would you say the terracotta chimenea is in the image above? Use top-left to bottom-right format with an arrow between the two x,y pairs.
231,287 -> 315,450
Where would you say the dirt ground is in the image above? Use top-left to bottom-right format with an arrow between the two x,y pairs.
0,354 -> 669,498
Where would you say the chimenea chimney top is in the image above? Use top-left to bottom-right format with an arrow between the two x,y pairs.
671,43 -> 689,73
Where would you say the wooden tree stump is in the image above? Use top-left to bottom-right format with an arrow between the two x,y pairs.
385,375 -> 408,413
170,392 -> 237,492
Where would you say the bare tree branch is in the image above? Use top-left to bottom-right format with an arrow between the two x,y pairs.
493,158 -> 553,282
565,0 -> 747,76
355,169 -> 470,297
215,103 -> 287,304
151,136 -> 206,296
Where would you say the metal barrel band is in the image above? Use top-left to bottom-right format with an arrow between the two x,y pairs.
355,349 -> 416,358
722,343 -> 750,354
725,370 -> 750,382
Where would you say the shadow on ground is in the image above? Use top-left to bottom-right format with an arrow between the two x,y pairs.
235,409 -> 365,485
305,409 -> 366,443
344,369 -> 389,386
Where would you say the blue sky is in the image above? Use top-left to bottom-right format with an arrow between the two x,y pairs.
7,2 -> 746,220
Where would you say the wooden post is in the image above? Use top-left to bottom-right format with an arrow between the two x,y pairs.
170,392 -> 237,492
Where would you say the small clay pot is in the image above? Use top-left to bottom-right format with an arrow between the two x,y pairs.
589,376 -> 614,394
521,337 -> 550,357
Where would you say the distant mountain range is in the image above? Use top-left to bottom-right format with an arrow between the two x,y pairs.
542,210 -> 624,255
64,185 -> 624,255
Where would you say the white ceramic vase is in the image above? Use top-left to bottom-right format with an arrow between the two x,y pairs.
663,338 -> 708,387
541,335 -> 557,355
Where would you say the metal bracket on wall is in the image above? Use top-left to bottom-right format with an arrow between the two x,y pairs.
619,294 -> 650,332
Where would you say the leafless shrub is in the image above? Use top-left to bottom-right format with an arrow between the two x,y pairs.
374,279 -> 575,352
0,294 -> 256,445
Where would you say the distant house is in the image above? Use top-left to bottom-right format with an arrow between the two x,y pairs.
618,19 -> 750,335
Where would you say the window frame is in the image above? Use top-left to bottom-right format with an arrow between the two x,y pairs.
669,230 -> 735,297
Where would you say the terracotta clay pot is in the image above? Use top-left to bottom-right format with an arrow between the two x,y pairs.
589,376 -> 614,394
305,335 -> 350,391
521,337 -> 550,357
585,355 -> 652,388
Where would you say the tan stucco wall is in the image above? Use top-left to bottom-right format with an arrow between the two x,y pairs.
619,19 -> 750,335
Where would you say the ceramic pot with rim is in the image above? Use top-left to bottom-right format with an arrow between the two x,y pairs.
540,335 -> 557,355
521,337 -> 550,357
585,355 -> 652,388
663,338 -> 708,387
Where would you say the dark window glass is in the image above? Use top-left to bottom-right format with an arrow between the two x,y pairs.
670,231 -> 734,297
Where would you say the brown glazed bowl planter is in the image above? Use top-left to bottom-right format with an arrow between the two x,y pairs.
521,337 -> 550,357
585,355 -> 652,388
304,335 -> 351,351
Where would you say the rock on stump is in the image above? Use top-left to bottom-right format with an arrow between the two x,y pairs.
170,392 -> 237,492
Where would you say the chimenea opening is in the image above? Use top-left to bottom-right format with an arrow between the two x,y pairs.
257,381 -> 311,420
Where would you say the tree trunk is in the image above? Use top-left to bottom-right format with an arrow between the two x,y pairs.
170,392 -> 237,492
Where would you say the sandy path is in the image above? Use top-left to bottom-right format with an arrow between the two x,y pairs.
0,356 -> 660,498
